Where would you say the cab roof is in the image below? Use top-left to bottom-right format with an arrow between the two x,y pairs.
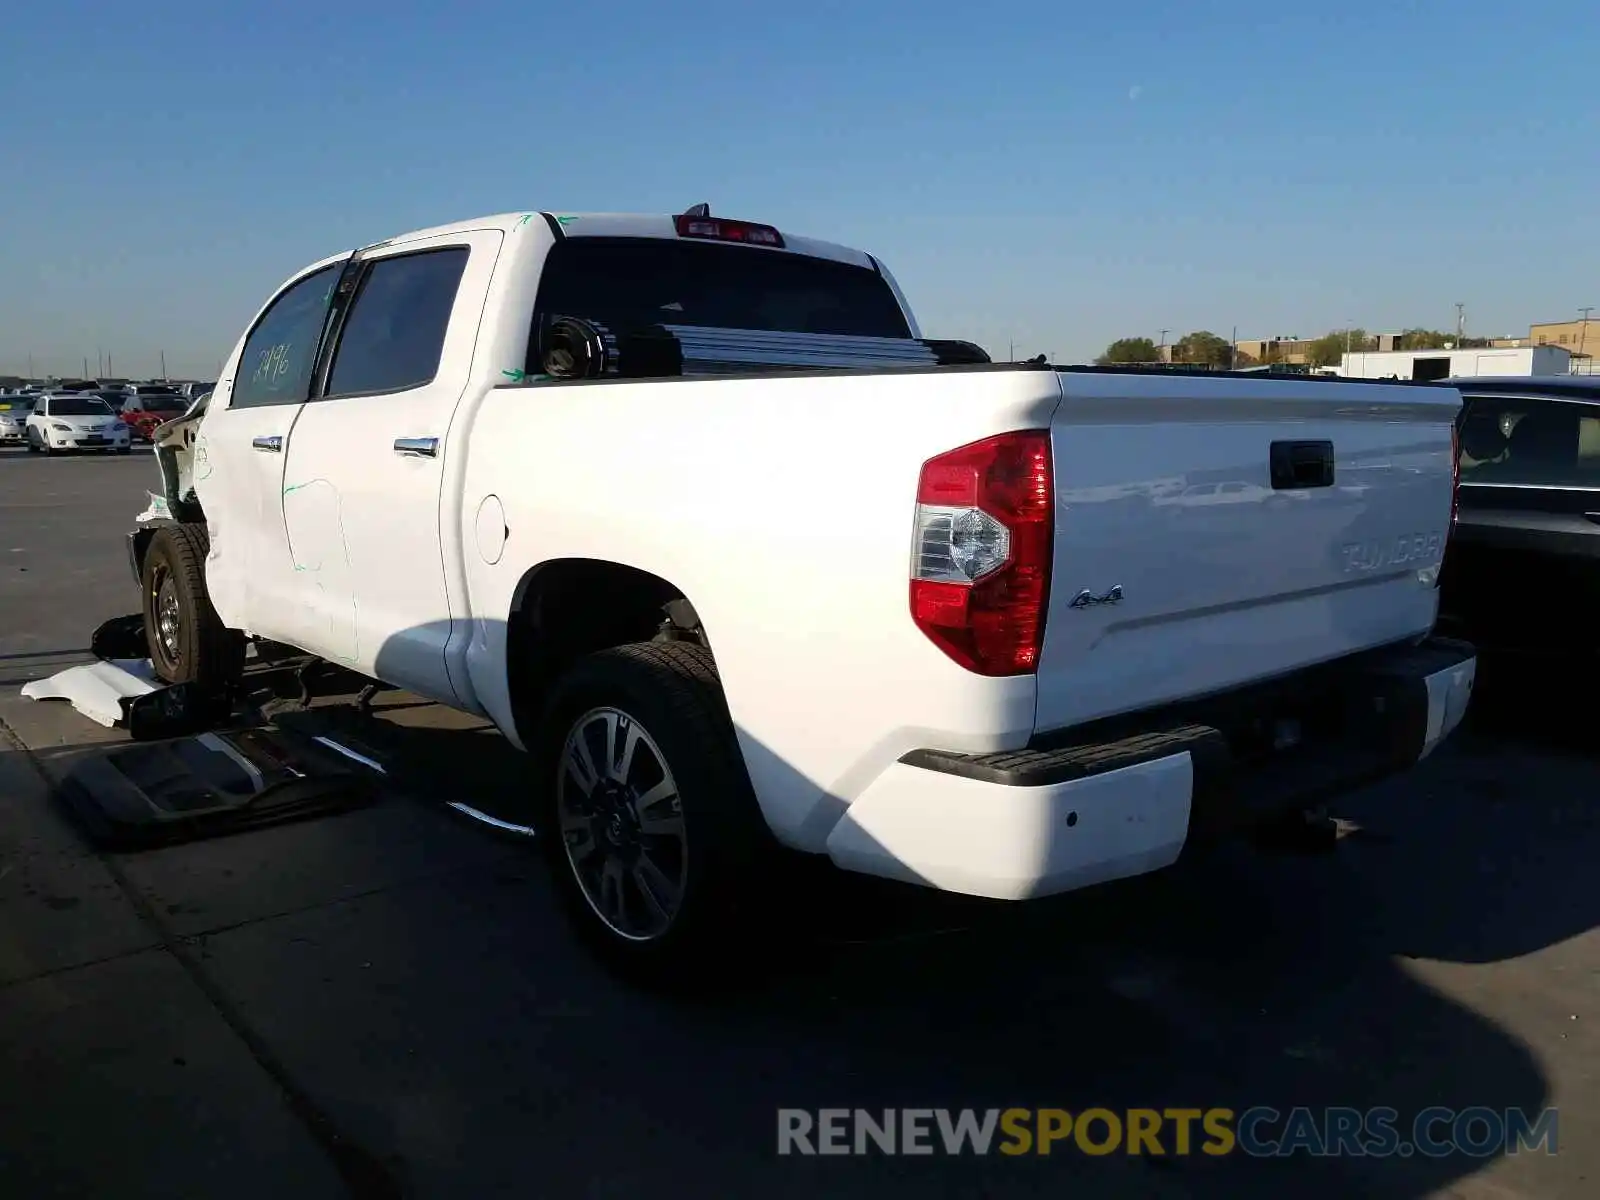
374,211 -> 878,270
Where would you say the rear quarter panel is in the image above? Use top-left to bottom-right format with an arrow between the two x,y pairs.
457,367 -> 1063,850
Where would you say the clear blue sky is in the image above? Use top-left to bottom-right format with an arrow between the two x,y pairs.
2,0 -> 1594,377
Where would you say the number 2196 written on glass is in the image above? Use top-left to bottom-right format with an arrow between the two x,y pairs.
251,342 -> 294,388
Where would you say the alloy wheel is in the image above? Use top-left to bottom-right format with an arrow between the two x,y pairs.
556,706 -> 689,942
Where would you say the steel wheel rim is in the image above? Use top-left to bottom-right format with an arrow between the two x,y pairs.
556,706 -> 688,942
153,570 -> 182,664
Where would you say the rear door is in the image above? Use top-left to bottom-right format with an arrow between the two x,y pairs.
275,229 -> 501,703
1034,372 -> 1460,732
1444,391 -> 1600,652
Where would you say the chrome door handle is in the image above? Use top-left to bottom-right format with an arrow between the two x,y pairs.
394,437 -> 438,458
252,435 -> 282,453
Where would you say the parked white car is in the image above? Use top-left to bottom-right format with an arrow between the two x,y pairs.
131,207 -> 1476,974
26,393 -> 132,455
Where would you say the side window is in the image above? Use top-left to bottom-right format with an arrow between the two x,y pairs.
1458,396 -> 1600,487
325,248 -> 469,398
230,264 -> 342,410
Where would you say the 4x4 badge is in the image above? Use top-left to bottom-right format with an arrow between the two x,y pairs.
1069,585 -> 1123,609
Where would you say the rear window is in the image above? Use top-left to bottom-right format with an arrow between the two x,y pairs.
1458,395 -> 1600,488
532,238 -> 911,340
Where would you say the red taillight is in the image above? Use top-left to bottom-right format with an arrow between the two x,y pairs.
673,214 -> 784,248
909,431 -> 1053,676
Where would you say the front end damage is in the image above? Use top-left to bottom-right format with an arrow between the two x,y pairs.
130,392 -> 210,583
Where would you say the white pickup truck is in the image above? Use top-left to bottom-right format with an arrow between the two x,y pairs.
131,206 -> 1476,972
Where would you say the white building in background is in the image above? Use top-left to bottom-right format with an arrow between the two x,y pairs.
1337,345 -> 1573,381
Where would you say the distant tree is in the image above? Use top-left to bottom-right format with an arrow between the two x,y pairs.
1398,328 -> 1451,351
1458,336 -> 1492,349
1096,337 -> 1160,365
1172,330 -> 1233,367
1307,328 -> 1373,367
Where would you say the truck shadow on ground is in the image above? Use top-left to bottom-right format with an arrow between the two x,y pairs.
101,645 -> 1580,1200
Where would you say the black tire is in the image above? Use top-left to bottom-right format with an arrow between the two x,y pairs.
535,641 -> 779,985
25,432 -> 39,454
141,522 -> 245,689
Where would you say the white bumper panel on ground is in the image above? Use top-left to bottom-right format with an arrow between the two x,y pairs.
20,659 -> 159,727
1420,653 -> 1476,758
825,753 -> 1194,900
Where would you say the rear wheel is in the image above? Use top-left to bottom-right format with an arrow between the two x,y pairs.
537,641 -> 777,983
141,522 -> 245,690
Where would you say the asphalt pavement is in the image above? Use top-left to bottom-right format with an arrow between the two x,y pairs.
0,443 -> 1595,1199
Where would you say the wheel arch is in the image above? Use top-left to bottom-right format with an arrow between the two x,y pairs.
129,522 -> 172,585
504,557 -> 709,747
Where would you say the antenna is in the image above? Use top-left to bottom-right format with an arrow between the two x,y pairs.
682,203 -> 710,218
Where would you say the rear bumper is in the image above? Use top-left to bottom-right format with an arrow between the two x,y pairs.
824,638 -> 1476,900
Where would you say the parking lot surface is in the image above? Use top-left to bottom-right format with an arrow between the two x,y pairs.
1,444 -> 1596,1198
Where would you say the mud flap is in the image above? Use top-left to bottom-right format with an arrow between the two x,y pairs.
55,726 -> 383,850
91,613 -> 149,662
119,681 -> 239,742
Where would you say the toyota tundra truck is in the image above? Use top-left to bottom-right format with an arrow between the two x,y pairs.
129,206 -> 1476,972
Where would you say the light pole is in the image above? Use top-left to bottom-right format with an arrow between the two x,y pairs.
1579,307 -> 1594,371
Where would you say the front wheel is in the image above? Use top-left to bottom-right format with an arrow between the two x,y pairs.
141,522 -> 245,689
537,641 -> 776,982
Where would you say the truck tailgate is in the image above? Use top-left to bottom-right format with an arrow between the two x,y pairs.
1034,373 -> 1461,734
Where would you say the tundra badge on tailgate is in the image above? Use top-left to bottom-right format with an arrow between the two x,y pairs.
1340,532 -> 1443,574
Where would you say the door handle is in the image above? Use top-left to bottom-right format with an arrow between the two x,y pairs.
252,435 -> 282,453
394,437 -> 439,458
1269,440 -> 1335,489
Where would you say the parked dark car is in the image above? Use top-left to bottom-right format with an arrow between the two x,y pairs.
1438,375 -> 1600,658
